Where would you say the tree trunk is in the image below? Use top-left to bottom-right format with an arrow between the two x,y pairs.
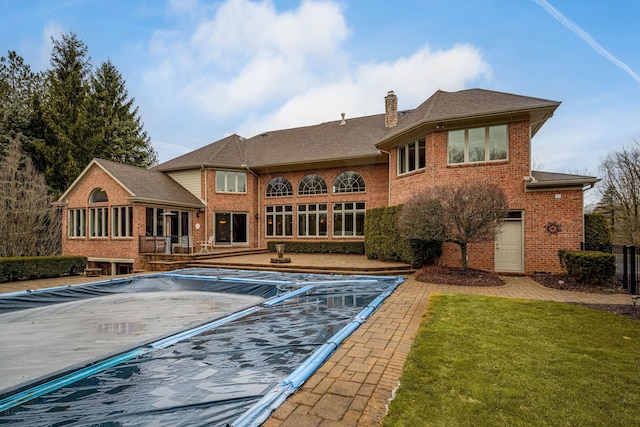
460,243 -> 468,270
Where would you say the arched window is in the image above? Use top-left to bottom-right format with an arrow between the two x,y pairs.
332,172 -> 366,193
298,174 -> 328,195
265,177 -> 293,197
89,188 -> 108,203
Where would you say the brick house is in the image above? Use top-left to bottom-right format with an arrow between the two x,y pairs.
56,88 -> 598,274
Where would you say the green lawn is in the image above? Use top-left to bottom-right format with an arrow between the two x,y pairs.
384,294 -> 640,427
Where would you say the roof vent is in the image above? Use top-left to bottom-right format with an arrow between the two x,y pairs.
340,112 -> 346,125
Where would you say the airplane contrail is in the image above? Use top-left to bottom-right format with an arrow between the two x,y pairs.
532,0 -> 640,86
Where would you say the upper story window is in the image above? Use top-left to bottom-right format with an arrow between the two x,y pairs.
298,174 -> 328,195
333,172 -> 365,193
266,177 -> 293,197
89,188 -> 108,203
448,125 -> 508,164
397,138 -> 426,175
216,171 -> 247,193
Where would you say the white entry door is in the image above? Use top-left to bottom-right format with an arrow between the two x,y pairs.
495,220 -> 523,272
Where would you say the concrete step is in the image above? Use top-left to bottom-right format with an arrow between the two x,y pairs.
186,260 -> 414,276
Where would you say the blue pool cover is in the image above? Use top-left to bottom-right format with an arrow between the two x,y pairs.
0,268 -> 403,426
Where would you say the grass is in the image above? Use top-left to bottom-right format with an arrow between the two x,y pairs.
383,294 -> 640,427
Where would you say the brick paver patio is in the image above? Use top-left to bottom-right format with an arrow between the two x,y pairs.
263,274 -> 632,426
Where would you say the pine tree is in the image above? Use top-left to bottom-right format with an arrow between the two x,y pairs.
87,60 -> 157,166
0,51 -> 43,158
35,32 -> 92,195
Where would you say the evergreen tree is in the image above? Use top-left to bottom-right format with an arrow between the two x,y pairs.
34,32 -> 92,195
87,60 -> 157,166
0,33 -> 158,196
0,51 -> 43,158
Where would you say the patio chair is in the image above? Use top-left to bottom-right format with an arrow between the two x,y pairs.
198,235 -> 214,253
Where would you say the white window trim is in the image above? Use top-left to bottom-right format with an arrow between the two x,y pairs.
397,138 -> 426,175
447,124 -> 508,165
112,206 -> 133,238
89,207 -> 108,238
332,202 -> 366,237
265,205 -> 293,237
298,203 -> 328,237
68,208 -> 86,238
216,171 -> 247,193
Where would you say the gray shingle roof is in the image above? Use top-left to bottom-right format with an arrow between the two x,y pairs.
377,89 -> 560,149
94,159 -> 204,207
153,134 -> 246,172
152,88 -> 561,172
528,170 -> 599,189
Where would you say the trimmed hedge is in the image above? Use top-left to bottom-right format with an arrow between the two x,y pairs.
558,250 -> 615,286
266,241 -> 365,255
0,256 -> 87,283
364,205 -> 442,268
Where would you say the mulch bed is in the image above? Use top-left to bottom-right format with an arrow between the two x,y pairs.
415,265 -> 505,287
416,265 -> 640,322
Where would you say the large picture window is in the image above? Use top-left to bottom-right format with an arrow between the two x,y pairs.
68,208 -> 85,237
216,171 -> 247,193
89,207 -> 108,237
112,206 -> 133,238
448,125 -> 508,164
333,202 -> 365,237
298,204 -> 328,237
397,138 -> 426,174
265,205 -> 293,237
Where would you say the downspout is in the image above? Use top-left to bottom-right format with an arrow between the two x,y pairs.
581,182 -> 596,249
201,165 -> 208,243
244,165 -> 260,249
377,148 -> 392,206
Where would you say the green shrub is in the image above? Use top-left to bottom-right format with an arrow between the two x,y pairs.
0,256 -> 87,283
558,250 -> 615,286
266,241 -> 365,255
365,206 -> 442,268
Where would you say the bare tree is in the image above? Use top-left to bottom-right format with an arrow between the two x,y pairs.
398,180 -> 508,270
598,139 -> 640,245
0,139 -> 61,257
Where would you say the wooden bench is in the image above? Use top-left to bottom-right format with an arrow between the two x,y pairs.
84,268 -> 102,277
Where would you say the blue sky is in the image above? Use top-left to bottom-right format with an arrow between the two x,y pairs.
1,0 -> 639,182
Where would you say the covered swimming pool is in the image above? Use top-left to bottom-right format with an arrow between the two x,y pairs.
0,268 -> 403,426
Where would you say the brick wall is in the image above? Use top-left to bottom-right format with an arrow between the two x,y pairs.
257,164 -> 389,246
62,166 -> 143,269
201,169 -> 259,247
388,121 -> 584,274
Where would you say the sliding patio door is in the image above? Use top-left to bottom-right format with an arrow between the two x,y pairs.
214,212 -> 247,246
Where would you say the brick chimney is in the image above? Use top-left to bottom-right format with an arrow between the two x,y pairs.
385,90 -> 398,128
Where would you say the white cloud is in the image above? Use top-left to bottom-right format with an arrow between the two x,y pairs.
239,44 -> 491,135
142,0 -> 491,159
38,21 -> 63,69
